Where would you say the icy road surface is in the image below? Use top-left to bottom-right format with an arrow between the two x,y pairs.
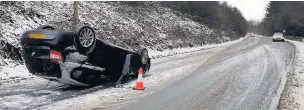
0,36 -> 295,110
119,37 -> 295,110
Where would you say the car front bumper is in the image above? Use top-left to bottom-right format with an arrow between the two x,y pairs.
272,38 -> 284,42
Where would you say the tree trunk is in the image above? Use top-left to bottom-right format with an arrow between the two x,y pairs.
72,1 -> 79,31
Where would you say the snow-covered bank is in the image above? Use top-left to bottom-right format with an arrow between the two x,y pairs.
279,40 -> 304,109
148,37 -> 244,59
0,1 -> 243,84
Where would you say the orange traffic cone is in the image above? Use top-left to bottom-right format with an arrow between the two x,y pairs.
133,67 -> 145,90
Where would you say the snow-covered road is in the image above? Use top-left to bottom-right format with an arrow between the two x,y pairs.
0,36 -> 295,110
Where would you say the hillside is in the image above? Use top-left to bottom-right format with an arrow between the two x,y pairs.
0,1 -> 246,80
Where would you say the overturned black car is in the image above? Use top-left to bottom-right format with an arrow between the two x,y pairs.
20,25 -> 151,86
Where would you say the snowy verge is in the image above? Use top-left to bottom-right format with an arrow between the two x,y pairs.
148,37 -> 244,59
269,40 -> 296,110
0,59 -> 34,84
0,37 -> 244,84
278,40 -> 304,109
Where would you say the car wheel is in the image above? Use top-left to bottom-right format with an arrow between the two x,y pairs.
137,48 -> 149,65
74,25 -> 96,55
37,25 -> 55,30
130,58 -> 150,79
143,58 -> 150,74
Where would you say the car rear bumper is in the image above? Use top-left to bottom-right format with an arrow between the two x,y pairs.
30,60 -> 106,86
22,46 -> 62,78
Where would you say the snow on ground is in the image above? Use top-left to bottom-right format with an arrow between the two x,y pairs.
279,40 -> 304,109
0,94 -> 53,110
148,37 -> 244,59
0,59 -> 33,84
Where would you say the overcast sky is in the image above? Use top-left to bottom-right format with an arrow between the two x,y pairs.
226,1 -> 269,21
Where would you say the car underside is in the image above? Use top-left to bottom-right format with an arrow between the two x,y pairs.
20,25 -> 151,86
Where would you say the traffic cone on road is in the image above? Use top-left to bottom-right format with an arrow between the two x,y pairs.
133,67 -> 145,90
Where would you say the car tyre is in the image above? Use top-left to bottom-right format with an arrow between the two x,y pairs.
74,25 -> 96,55
137,48 -> 149,65
38,25 -> 55,30
143,58 -> 150,74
